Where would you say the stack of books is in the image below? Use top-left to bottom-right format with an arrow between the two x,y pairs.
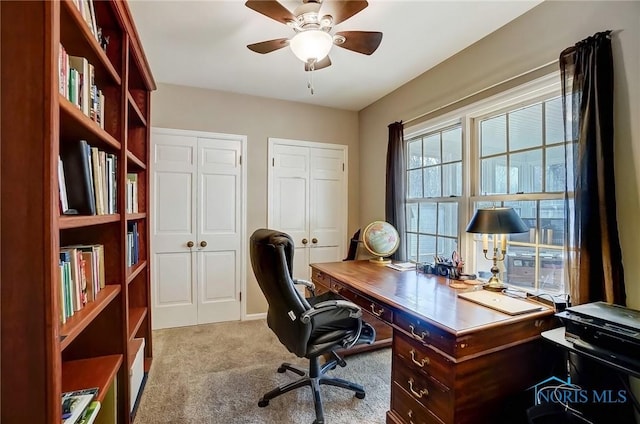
61,387 -> 100,424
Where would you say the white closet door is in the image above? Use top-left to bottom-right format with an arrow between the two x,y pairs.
151,132 -> 198,329
196,137 -> 242,324
152,129 -> 245,329
269,139 -> 347,288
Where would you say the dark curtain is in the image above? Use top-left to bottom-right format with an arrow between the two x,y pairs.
560,30 -> 626,306
385,121 -> 406,261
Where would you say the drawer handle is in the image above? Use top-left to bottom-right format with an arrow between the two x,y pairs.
369,303 -> 384,317
407,409 -> 415,424
408,378 -> 429,399
409,324 -> 429,341
331,285 -> 343,294
409,349 -> 430,367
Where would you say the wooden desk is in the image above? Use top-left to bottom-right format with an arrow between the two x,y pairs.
310,261 -> 559,424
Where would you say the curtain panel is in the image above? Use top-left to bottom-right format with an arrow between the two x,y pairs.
560,30 -> 626,306
385,121 -> 406,261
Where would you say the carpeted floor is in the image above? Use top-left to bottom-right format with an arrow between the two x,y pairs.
134,320 -> 391,424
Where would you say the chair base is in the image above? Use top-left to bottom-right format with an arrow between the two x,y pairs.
258,353 -> 366,424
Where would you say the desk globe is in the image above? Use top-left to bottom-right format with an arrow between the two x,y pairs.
362,221 -> 399,265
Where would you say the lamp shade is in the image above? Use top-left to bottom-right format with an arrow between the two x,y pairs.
465,207 -> 528,234
289,30 -> 333,63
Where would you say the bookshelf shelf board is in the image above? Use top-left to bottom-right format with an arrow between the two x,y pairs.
127,92 -> 147,127
60,95 -> 121,151
60,0 -> 121,85
128,307 -> 147,340
126,151 -> 146,170
60,285 -> 121,351
62,354 -> 123,403
126,212 -> 147,221
59,213 -> 121,229
127,260 -> 147,284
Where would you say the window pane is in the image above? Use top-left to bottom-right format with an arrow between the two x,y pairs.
505,246 -> 536,289
509,104 -> 542,151
509,150 -> 542,193
418,234 -> 436,263
407,169 -> 422,198
442,127 -> 462,163
546,145 -> 565,192
407,233 -> 418,262
481,155 -> 507,194
539,248 -> 565,293
418,202 -> 437,234
438,203 -> 458,237
424,134 -> 441,165
481,115 -> 506,156
438,237 -> 457,257
545,97 -> 565,145
408,139 -> 423,169
424,167 -> 441,197
442,162 -> 462,196
406,203 -> 418,232
540,199 -> 564,246
504,200 -> 536,244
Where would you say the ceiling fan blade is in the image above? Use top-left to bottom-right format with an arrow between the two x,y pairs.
305,56 -> 332,71
335,31 -> 382,55
247,38 -> 289,54
245,0 -> 296,25
320,1 -> 368,25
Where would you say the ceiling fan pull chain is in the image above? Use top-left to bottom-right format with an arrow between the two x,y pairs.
307,60 -> 315,95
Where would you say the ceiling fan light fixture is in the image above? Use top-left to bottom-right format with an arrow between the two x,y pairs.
289,30 -> 333,63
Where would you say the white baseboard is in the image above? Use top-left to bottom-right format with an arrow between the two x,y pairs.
244,312 -> 267,321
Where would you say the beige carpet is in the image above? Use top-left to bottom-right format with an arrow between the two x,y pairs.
134,320 -> 391,424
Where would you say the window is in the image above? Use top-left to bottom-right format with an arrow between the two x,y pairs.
405,124 -> 462,263
404,75 -> 572,294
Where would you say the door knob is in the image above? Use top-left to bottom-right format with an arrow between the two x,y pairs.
302,238 -> 308,245
312,238 -> 318,244
186,241 -> 194,248
200,241 -> 207,248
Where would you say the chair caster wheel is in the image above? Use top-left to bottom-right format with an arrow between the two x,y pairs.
258,399 -> 269,407
313,419 -> 324,424
338,359 -> 347,367
277,366 -> 287,373
355,392 -> 366,399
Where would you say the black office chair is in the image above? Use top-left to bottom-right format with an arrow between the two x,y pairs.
249,229 -> 376,424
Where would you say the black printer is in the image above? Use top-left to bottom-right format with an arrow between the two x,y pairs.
556,301 -> 640,370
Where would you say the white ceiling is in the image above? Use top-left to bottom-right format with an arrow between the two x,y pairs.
128,0 -> 542,111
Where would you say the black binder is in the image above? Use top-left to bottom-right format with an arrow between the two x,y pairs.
60,139 -> 96,215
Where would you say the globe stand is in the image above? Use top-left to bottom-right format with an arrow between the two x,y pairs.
369,256 -> 391,265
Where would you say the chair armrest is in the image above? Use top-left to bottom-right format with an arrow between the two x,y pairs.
300,300 -> 362,324
293,279 -> 315,296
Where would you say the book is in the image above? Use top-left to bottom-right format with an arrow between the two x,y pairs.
61,387 -> 98,424
60,139 -> 96,215
77,400 -> 101,424
386,262 -> 416,272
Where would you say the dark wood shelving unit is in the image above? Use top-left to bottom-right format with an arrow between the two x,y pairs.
1,1 -> 155,423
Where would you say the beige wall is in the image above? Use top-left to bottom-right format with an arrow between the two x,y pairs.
151,84 -> 359,314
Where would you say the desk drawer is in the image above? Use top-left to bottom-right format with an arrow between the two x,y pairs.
311,270 -> 331,289
394,331 -> 453,389
392,359 -> 452,423
331,280 -> 393,323
394,313 -> 455,357
391,382 -> 446,424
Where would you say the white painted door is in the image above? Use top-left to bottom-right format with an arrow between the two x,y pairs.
269,138 -> 347,289
151,129 -> 245,329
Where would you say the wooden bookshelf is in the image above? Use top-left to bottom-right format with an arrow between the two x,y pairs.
1,1 -> 155,423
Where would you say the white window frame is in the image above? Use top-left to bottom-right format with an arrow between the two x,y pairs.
404,72 -> 570,294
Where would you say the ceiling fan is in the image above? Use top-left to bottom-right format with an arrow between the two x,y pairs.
245,0 -> 383,74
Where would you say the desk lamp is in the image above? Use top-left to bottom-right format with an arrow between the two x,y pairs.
465,207 -> 528,291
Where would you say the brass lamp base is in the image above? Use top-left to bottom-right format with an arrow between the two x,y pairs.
483,275 -> 507,292
369,256 -> 391,265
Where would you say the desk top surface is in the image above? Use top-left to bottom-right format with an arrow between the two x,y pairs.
311,260 -> 553,336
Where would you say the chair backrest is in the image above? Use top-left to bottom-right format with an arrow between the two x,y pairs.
249,229 -> 313,357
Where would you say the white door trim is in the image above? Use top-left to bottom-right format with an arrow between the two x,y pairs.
151,127 -> 248,322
